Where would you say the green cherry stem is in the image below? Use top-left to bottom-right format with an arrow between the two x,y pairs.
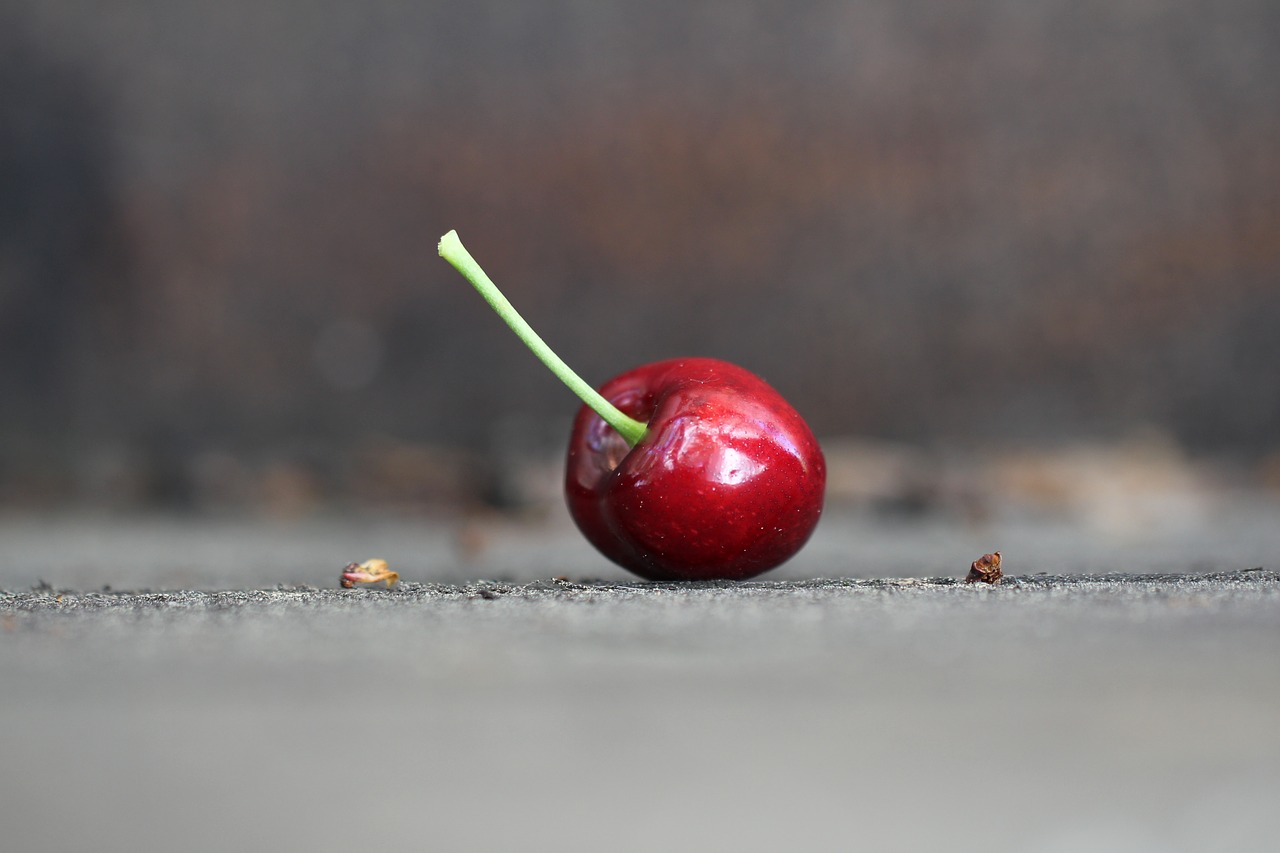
438,230 -> 648,447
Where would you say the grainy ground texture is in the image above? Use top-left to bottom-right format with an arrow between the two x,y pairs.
2,506 -> 1279,852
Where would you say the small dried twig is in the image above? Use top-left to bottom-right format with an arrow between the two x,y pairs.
340,558 -> 399,588
965,551 -> 1003,585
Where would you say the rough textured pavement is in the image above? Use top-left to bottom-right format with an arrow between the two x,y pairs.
2,511 -> 1279,852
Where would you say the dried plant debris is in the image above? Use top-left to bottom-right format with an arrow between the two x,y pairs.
965,551 -> 1003,585
340,558 -> 399,589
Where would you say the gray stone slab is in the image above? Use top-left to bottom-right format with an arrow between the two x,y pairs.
3,562 -> 1278,853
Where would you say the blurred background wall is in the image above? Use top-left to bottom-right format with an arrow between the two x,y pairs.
2,0 -> 1278,511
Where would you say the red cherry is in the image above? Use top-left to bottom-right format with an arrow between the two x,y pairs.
438,232 -> 825,581
565,358 -> 825,581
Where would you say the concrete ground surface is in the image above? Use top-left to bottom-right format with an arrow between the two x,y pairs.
2,505 -> 1278,852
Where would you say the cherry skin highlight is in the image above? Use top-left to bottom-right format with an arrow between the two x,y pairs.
565,358 -> 825,581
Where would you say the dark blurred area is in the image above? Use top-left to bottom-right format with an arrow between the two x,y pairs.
3,0 -> 1279,513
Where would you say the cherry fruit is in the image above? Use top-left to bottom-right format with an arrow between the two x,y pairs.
566,358 -> 824,580
439,231 -> 824,581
